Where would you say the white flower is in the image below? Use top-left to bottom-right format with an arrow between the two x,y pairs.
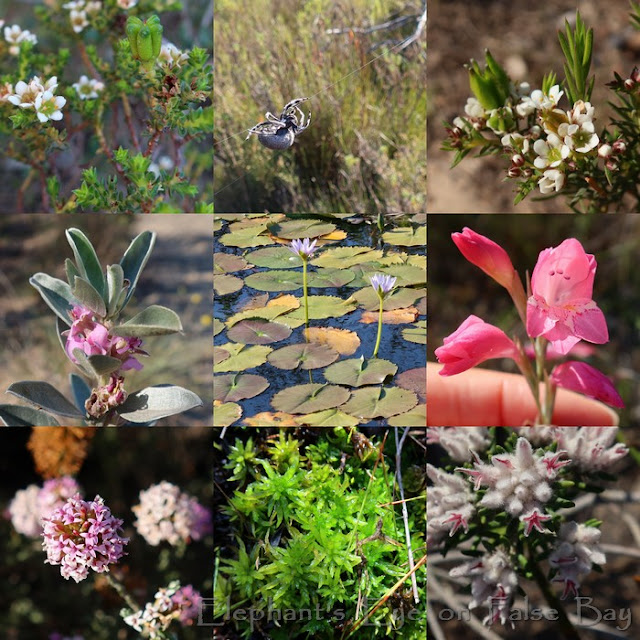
533,134 -> 569,169
73,75 -> 105,99
9,485 -> 42,537
427,427 -> 490,462
34,91 -> 66,122
117,0 -> 138,8
158,43 -> 189,69
63,0 -> 85,8
70,9 -> 89,33
7,76 -> 48,108
463,96 -> 485,119
149,155 -> 174,177
529,84 -> 564,110
0,81 -> 14,102
538,168 -> 565,194
553,427 -> 628,472
4,24 -> 38,56
598,143 -> 613,158
501,132 -> 529,154
557,101 -> 599,153
85,1 -> 102,13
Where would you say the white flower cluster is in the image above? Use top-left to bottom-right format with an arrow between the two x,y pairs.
7,76 -> 66,123
117,0 -> 138,8
553,426 -> 628,472
3,23 -> 38,56
72,75 -> 105,100
158,43 -> 189,70
62,0 -> 101,34
427,427 -> 490,462
132,481 -> 211,546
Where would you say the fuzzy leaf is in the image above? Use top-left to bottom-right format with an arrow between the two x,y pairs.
116,385 -> 202,423
65,228 -> 106,300
30,273 -> 78,326
106,264 -> 125,316
0,404 -> 61,427
73,276 -> 107,317
73,349 -> 122,377
7,381 -> 84,418
119,231 -> 156,309
70,374 -> 92,413
112,305 -> 182,337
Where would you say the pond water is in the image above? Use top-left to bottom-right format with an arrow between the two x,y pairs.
214,214 -> 426,427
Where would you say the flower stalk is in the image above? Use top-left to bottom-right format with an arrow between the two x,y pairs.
369,274 -> 397,359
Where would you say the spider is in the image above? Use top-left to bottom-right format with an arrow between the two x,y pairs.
245,97 -> 311,149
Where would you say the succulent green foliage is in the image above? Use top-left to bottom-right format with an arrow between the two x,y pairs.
558,11 -> 594,105
126,15 -> 163,65
467,50 -> 512,110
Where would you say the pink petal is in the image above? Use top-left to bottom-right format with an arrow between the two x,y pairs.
551,361 -> 624,408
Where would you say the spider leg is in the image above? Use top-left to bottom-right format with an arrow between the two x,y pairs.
265,112 -> 286,124
281,97 -> 309,116
246,120 -> 281,139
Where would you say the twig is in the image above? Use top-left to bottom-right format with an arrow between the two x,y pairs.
144,128 -> 162,158
395,427 -> 419,603
77,41 -> 101,81
120,93 -> 141,152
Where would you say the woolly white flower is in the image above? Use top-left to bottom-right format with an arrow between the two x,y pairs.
450,549 -> 518,626
73,75 -> 105,100
158,43 -> 189,70
4,24 -> 37,56
553,427 -> 628,472
427,427 -> 490,462
538,168 -> 565,194
70,9 -> 89,33
8,485 -> 42,537
117,0 -> 138,8
34,90 -> 66,122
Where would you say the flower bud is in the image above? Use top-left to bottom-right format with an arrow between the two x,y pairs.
612,139 -> 626,154
126,15 -> 163,67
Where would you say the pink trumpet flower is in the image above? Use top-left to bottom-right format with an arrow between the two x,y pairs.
551,361 -> 624,408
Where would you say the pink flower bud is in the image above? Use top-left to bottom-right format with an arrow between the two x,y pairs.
550,361 -> 624,408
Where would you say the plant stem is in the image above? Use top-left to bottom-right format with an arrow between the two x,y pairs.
103,571 -> 139,612
372,295 -> 383,358
302,258 -> 310,342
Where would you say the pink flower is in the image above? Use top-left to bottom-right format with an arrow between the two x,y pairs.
435,315 -> 518,376
550,361 -> 624,408
452,227 -> 517,289
526,239 -> 608,354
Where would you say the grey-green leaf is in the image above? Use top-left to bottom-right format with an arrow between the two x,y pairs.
119,231 -> 156,309
106,264 -> 125,316
116,385 -> 203,424
73,349 -> 122,377
0,404 -> 61,426
73,276 -> 107,317
7,381 -> 84,418
70,374 -> 92,412
65,258 -> 80,286
29,273 -> 78,326
112,305 -> 183,337
65,228 -> 106,299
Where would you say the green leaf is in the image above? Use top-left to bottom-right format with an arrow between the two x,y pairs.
382,226 -> 426,246
213,318 -> 225,337
244,271 -> 303,292
340,386 -> 418,420
214,274 -> 244,295
65,228 -> 106,300
70,374 -> 92,413
310,247 -> 384,269
7,381 -> 84,418
402,320 -> 427,344
112,305 -> 182,336
73,276 -> 107,317
214,253 -> 250,274
65,258 -> 80,286
244,247 -> 303,269
73,349 -> 122,377
116,385 -> 203,423
267,343 -> 339,370
323,357 -> 397,387
119,231 -> 156,309
227,319 -> 292,345
29,273 -> 78,326
293,409 -> 360,427
213,402 -> 242,427
267,219 -> 336,239
214,373 -> 269,403
213,343 -> 272,372
388,404 -> 426,426
281,295 -> 357,320
271,384 -> 350,414
0,404 -> 61,427
106,264 -> 125,316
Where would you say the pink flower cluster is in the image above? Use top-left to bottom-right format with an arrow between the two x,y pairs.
123,581 -> 202,637
63,305 -> 146,372
85,374 -> 128,419
435,228 -> 624,409
42,493 -> 128,582
132,481 -> 212,547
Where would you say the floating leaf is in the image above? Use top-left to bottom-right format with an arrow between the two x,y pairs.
213,220 -> 222,232
306,327 -> 360,356
396,367 -> 426,402
284,295 -> 357,320
323,357 -> 397,387
219,228 -> 273,248
213,401 -> 242,427
7,381 -> 84,418
412,213 -> 427,224
352,287 -> 425,311
360,307 -> 419,325
226,294 -> 299,327
346,263 -> 387,288
319,230 -> 347,241
388,404 -> 426,426
416,296 -> 426,315
244,247 -> 303,269
214,253 -> 249,274
268,343 -> 339,370
244,271 -> 303,292
268,219 -> 336,239
214,373 -> 269,403
116,385 -> 203,423
214,274 -> 244,295
379,265 -> 426,287
227,319 -> 292,345
213,318 -> 225,337
271,384 -> 350,414
402,321 -> 427,344
213,343 -> 273,372
0,404 -> 61,426
242,411 -> 299,426
308,268 -> 355,288
382,226 -> 426,246
311,247 -> 384,269
340,387 -> 418,419
214,347 -> 230,365
294,409 -> 360,427
407,254 -> 427,270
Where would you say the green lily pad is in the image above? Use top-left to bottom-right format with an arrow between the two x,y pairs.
271,384 -> 350,414
412,213 -> 427,225
214,402 -> 242,427
311,247 -> 384,269
308,268 -> 355,288
379,265 -> 426,287
345,263 -> 386,288
214,347 -> 230,365
214,253 -> 249,274
416,296 -> 426,315
213,220 -> 222,232
382,226 -> 426,246
396,367 -> 426,402
407,254 -> 427,270
352,287 -> 425,311
294,409 -> 360,427
402,321 -> 427,344
214,274 -> 243,295
323,357 -> 398,387
267,219 -> 336,239
214,343 -> 273,372
267,343 -> 339,370
388,404 -> 426,427
284,295 -> 357,320
227,319 -> 292,345
226,304 -> 298,328
213,318 -> 225,337
219,229 -> 273,248
244,271 -> 303,292
244,247 -> 303,269
214,373 -> 269,403
340,387 -> 418,419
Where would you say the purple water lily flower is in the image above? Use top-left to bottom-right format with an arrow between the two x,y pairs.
369,273 -> 397,298
288,237 -> 317,260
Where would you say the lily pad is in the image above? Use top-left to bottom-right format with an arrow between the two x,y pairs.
214,374 -> 269,403
402,321 -> 427,344
227,319 -> 292,345
308,268 -> 355,288
311,247 -> 384,269
360,307 -> 419,324
340,386 -> 418,419
244,271 -> 303,292
268,343 -> 339,370
219,229 -> 273,248
245,247 -> 303,269
323,357 -> 398,387
214,347 -> 230,365
382,226 -> 426,246
388,404 -> 426,427
213,343 -> 273,372
416,296 -> 426,315
284,295 -> 357,320
271,384 -> 350,414
226,305 -> 298,328
268,219 -> 336,239
214,253 -> 249,274
213,401 -> 242,427
242,411 -> 299,426
379,265 -> 426,287
396,367 -> 426,402
352,287 -> 425,311
213,318 -> 225,337
306,327 -> 360,355
294,409 -> 360,427
214,274 -> 243,295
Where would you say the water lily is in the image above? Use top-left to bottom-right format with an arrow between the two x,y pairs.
288,237 -> 317,260
369,273 -> 397,358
